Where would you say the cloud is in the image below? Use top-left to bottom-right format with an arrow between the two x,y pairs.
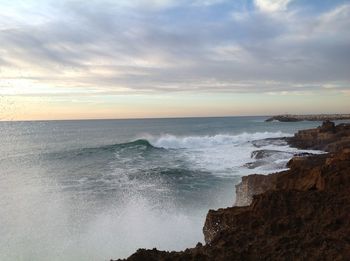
254,0 -> 293,12
0,0 -> 349,97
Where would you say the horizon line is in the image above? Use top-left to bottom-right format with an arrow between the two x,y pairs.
1,113 -> 349,123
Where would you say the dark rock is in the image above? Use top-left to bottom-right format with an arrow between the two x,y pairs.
319,120 -> 336,133
243,161 -> 266,169
251,137 -> 287,148
251,149 -> 286,159
266,115 -> 301,122
293,152 -> 314,157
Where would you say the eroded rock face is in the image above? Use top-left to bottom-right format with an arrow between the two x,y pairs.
234,174 -> 277,206
288,121 -> 350,152
203,149 -> 350,243
232,121 -> 349,206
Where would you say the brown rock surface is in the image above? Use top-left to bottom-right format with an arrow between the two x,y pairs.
113,122 -> 350,261
233,121 -> 350,209
234,173 -> 278,206
288,121 -> 350,152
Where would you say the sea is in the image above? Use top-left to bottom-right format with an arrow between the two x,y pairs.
0,116 -> 340,260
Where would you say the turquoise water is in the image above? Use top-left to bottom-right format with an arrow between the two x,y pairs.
0,117 -> 337,260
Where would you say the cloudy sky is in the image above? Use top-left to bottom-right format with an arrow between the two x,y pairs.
0,0 -> 349,120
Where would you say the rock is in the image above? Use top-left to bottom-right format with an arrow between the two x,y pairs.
266,114 -> 350,122
319,120 -> 336,132
251,137 -> 287,148
293,152 -> 314,157
288,121 -> 350,152
236,151 -> 331,208
205,149 -> 350,245
244,150 -> 314,171
234,174 -> 277,206
250,149 -> 291,159
243,161 -> 266,169
266,115 -> 301,122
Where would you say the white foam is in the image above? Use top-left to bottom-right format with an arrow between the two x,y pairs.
143,132 -> 295,176
148,132 -> 291,149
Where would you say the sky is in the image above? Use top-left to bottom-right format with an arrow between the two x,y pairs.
0,0 -> 349,120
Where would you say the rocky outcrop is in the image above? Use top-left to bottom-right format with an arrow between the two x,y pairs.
114,122 -> 350,261
234,173 -> 277,206
288,121 -> 350,152
236,153 -> 326,207
235,121 -> 350,207
266,114 -> 350,122
243,149 -> 314,170
204,148 -> 350,243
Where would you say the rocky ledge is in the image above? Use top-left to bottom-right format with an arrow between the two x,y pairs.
236,121 -> 350,206
113,122 -> 350,261
265,114 -> 350,122
288,120 -> 350,152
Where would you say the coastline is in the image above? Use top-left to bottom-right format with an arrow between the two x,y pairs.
113,121 -> 350,261
266,114 -> 350,122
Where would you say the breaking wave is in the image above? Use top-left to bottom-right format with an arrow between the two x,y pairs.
146,132 -> 292,149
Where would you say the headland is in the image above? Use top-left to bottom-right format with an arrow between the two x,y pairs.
265,114 -> 350,122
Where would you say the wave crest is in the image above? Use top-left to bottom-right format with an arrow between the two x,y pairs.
117,139 -> 155,149
148,132 -> 291,149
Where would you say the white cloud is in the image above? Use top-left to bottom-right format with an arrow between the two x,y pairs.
103,0 -> 225,10
121,0 -> 178,10
316,4 -> 350,34
191,0 -> 226,6
255,0 -> 292,12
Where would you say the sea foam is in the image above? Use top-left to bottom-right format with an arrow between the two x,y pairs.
147,132 -> 292,149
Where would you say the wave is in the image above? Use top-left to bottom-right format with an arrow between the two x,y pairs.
46,139 -> 158,160
46,132 -> 292,169
115,139 -> 156,149
147,132 -> 291,149
49,132 -> 291,160
81,139 -> 156,151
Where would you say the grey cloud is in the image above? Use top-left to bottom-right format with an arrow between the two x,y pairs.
0,1 -> 350,95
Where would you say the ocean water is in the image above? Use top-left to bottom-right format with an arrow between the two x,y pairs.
0,117 -> 333,260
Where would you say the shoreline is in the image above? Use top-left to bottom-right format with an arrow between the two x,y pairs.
114,121 -> 350,260
266,114 -> 350,122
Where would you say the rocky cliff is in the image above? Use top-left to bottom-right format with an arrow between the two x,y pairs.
113,122 -> 350,261
235,121 -> 350,206
288,121 -> 350,152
